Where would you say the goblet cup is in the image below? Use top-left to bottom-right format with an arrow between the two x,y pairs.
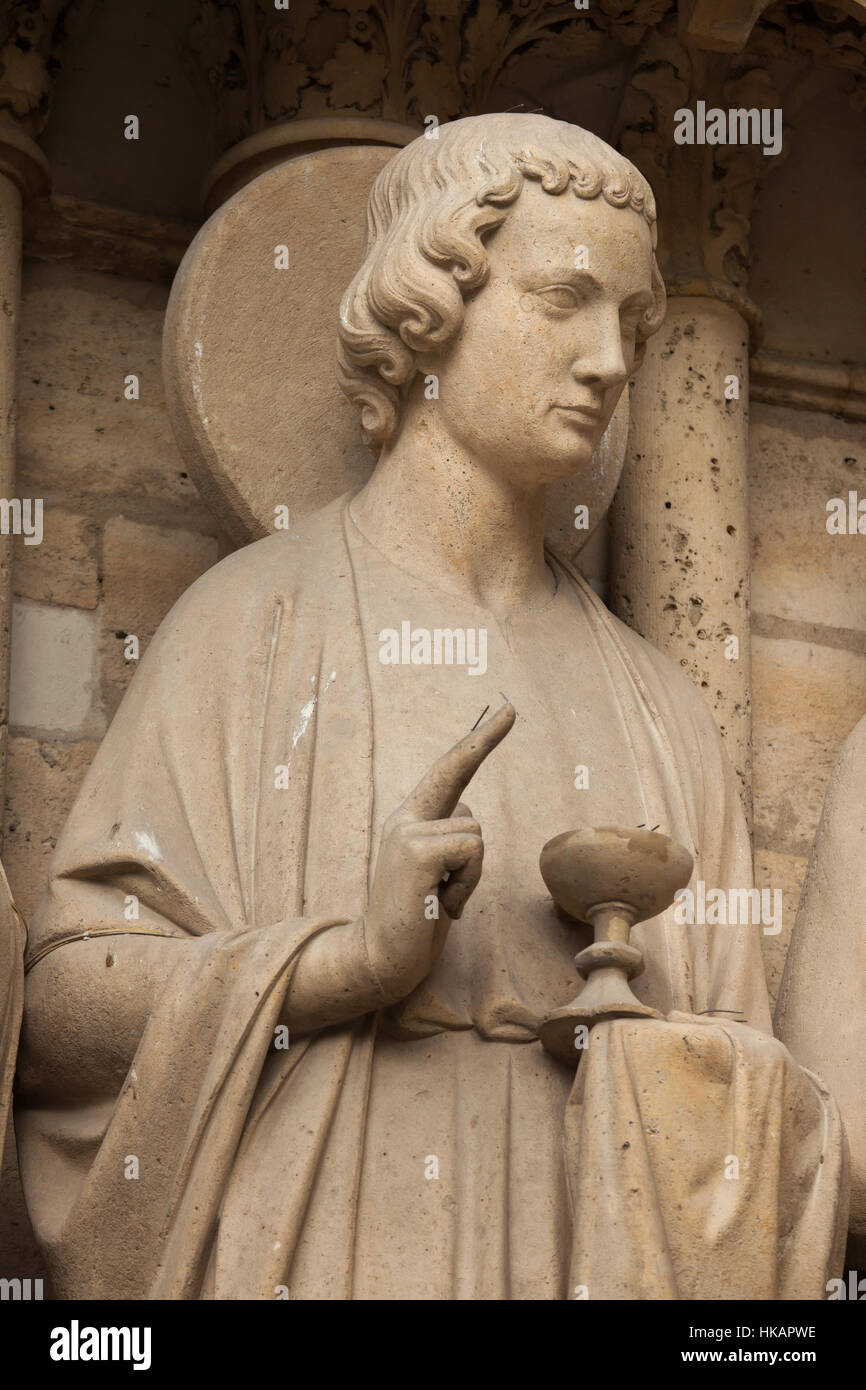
538,826 -> 693,1066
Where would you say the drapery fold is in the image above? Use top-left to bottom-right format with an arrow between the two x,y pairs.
565,1014 -> 848,1300
16,493 -> 841,1299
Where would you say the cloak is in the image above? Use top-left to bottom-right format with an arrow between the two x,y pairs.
777,713 -> 866,1267
15,495 -> 846,1298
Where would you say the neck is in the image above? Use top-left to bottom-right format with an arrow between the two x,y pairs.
350,406 -> 554,618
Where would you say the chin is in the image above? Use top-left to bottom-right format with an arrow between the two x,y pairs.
495,437 -> 595,490
543,441 -> 595,481
509,458 -> 592,491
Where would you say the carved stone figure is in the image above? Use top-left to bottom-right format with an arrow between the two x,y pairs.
14,115 -> 847,1300
777,711 -> 866,1270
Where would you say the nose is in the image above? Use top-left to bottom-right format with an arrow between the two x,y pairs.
570,312 -> 629,392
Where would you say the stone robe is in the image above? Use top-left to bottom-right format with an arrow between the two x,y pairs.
0,861 -> 23,1195
776,712 -> 866,1268
16,495 -> 847,1299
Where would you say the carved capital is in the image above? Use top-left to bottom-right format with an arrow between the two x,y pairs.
680,0 -> 776,53
750,0 -> 866,114
611,2 -> 866,329
615,19 -> 789,338
0,0 -> 81,137
186,0 -> 679,151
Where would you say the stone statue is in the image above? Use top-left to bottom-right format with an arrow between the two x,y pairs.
776,711 -> 866,1271
14,114 -> 847,1300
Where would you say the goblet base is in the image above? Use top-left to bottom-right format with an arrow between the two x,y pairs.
539,995 -> 663,1067
539,941 -> 663,1067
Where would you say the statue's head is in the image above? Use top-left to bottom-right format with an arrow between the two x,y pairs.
338,112 -> 665,488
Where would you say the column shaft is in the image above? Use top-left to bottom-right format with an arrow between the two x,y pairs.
611,295 -> 752,819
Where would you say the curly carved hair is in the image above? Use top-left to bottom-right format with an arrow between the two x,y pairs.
337,113 -> 666,448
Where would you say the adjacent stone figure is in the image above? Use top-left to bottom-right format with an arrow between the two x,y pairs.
777,712 -> 866,1270
15,115 -> 847,1300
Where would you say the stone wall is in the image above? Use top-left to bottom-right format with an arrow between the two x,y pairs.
6,259 -> 226,918
751,405 -> 866,1004
746,83 -> 866,1006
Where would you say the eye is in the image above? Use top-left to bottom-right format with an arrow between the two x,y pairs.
534,284 -> 582,312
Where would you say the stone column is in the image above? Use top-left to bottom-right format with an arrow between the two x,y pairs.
0,122 -> 49,823
610,29 -> 772,822
612,292 -> 754,813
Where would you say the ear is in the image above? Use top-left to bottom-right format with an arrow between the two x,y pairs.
631,338 -> 648,374
646,260 -> 667,336
630,261 -> 666,376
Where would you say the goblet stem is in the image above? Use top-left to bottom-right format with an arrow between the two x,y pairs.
589,902 -> 633,945
538,900 -> 662,1066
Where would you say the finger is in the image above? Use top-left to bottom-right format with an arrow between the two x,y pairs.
405,817 -> 481,838
399,703 -> 515,822
439,840 -> 484,918
407,832 -> 483,875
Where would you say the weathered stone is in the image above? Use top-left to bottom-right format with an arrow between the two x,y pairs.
9,599 -> 100,737
611,296 -> 753,820
17,263 -> 198,510
100,516 -> 218,713
776,710 -> 866,1265
13,507 -> 99,609
3,735 -> 98,918
24,194 -> 197,285
755,847 -> 808,1015
752,633 -> 866,859
750,402 -> 866,636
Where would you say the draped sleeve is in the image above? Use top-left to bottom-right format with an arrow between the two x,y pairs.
16,500 -> 378,1298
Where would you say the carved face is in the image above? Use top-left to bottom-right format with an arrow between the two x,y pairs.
418,178 -> 656,488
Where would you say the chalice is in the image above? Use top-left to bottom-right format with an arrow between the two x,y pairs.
538,825 -> 694,1066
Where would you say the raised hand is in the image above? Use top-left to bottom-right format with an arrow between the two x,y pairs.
363,702 -> 516,1002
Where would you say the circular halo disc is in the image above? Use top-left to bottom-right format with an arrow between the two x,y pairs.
163,142 -> 628,554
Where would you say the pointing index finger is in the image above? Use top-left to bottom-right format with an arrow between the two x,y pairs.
400,703 -> 516,822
